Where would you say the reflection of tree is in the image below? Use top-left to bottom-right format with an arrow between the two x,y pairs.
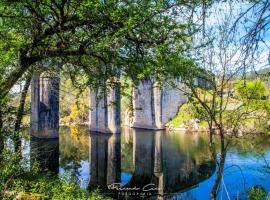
59,126 -> 89,182
231,136 -> 270,156
210,134 -> 228,200
68,148 -> 81,183
121,134 -> 135,173
209,133 -> 270,199
256,154 -> 270,181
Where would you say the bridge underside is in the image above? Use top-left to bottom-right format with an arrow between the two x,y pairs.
30,75 -> 186,137
89,79 -> 187,133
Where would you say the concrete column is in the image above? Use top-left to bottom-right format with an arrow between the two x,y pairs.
132,79 -> 154,129
153,82 -> 163,129
39,72 -> 60,138
30,71 -> 60,138
130,79 -> 187,130
89,87 -> 108,133
89,81 -> 121,134
30,73 -> 40,135
107,82 -> 121,133
131,79 -> 164,129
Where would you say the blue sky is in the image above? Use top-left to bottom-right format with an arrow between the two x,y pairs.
205,1 -> 270,71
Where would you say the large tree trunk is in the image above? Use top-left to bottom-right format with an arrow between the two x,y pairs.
14,74 -> 32,152
14,74 -> 32,131
0,53 -> 36,99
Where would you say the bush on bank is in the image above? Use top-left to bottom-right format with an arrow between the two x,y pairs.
0,149 -> 110,200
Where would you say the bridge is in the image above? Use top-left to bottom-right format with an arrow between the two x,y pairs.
30,71 -> 187,138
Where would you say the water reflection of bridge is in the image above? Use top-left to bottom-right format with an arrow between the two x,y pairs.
30,128 -> 215,199
88,129 -> 216,199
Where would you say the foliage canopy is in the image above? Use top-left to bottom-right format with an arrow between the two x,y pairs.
0,0 -> 200,99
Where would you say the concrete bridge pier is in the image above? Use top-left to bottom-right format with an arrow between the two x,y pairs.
89,81 -> 121,133
132,79 -> 156,129
89,87 -> 107,133
107,82 -> 121,133
131,79 -> 187,130
30,72 -> 60,139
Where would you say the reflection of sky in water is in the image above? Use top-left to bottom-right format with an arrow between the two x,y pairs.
21,138 -> 30,168
58,161 -> 133,189
21,126 -> 270,199
182,150 -> 270,199
59,160 -> 89,189
121,172 -> 133,186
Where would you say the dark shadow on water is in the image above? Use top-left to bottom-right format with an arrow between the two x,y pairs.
30,137 -> 59,175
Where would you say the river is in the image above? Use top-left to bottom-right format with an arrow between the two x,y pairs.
20,126 -> 270,199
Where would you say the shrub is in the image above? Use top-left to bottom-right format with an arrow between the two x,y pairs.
246,185 -> 267,200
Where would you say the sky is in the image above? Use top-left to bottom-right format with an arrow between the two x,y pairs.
204,1 -> 270,71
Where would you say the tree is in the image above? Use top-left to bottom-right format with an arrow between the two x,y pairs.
165,2 -> 270,199
234,80 -> 267,100
0,0 -> 203,157
233,0 -> 270,75
0,0 -> 199,100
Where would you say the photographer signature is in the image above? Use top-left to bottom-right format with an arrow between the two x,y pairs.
107,183 -> 160,192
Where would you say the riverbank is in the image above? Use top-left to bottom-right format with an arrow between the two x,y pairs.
166,125 -> 269,137
167,102 -> 270,136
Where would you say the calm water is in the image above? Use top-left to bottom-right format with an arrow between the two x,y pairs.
21,126 -> 270,199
